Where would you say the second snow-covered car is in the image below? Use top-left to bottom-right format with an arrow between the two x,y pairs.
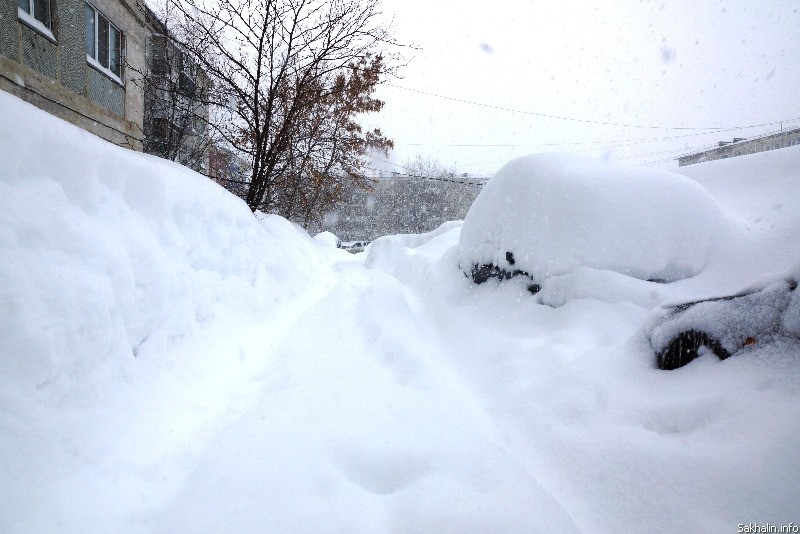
644,267 -> 800,370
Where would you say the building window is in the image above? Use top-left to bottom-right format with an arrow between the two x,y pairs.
178,52 -> 198,96
150,35 -> 169,76
18,0 -> 53,37
152,118 -> 173,143
86,3 -> 124,82
193,113 -> 206,134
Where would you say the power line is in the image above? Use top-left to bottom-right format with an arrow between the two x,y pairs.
395,129 -> 743,150
620,123 -> 800,164
384,83 -> 800,132
390,117 -> 800,154
544,123 -> 800,148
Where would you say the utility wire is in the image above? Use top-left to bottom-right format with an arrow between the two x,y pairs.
619,123 -> 800,164
394,130 -> 723,149
385,83 -> 800,132
391,117 -> 800,153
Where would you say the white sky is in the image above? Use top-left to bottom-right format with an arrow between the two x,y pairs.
369,0 -> 800,177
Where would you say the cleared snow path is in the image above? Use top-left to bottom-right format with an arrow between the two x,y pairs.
148,255 -> 580,532
3,281 -> 338,532
1,221 -> 345,532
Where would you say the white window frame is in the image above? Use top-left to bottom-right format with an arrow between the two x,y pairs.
18,0 -> 56,41
85,3 -> 124,85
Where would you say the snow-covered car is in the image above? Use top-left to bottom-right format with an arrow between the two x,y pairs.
313,231 -> 341,248
645,267 -> 800,370
458,153 -> 725,294
340,240 -> 371,253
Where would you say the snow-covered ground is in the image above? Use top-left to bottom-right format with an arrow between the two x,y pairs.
2,90 -> 799,533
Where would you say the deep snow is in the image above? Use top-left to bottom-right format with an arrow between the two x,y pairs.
2,90 -> 799,533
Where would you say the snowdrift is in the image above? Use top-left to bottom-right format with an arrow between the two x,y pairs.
0,91 -> 328,400
0,92 -> 350,531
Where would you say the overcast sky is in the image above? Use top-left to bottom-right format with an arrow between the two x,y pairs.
368,0 -> 800,177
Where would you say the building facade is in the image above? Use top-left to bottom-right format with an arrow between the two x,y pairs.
141,7 -> 209,172
678,128 -> 800,166
311,175 -> 482,241
208,144 -> 249,197
0,0 -> 146,149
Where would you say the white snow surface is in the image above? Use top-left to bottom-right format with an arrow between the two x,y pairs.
459,153 -> 727,283
2,91 -> 800,533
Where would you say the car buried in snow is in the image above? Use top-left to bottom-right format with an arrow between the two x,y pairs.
458,153 -> 726,294
644,267 -> 800,370
339,240 -> 371,253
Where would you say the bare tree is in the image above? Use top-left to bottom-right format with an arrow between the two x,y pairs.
159,0 -> 397,226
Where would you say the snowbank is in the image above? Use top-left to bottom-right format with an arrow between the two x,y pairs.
2,89 -> 800,533
0,91 -> 331,401
459,153 -> 726,284
0,92 -> 346,530
679,146 -> 800,286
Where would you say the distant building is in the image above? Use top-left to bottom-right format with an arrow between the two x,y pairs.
678,128 -> 800,166
312,175 -> 482,241
142,7 -> 210,173
0,0 -> 146,149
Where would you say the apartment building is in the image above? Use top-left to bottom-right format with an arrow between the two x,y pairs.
0,0 -> 146,149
